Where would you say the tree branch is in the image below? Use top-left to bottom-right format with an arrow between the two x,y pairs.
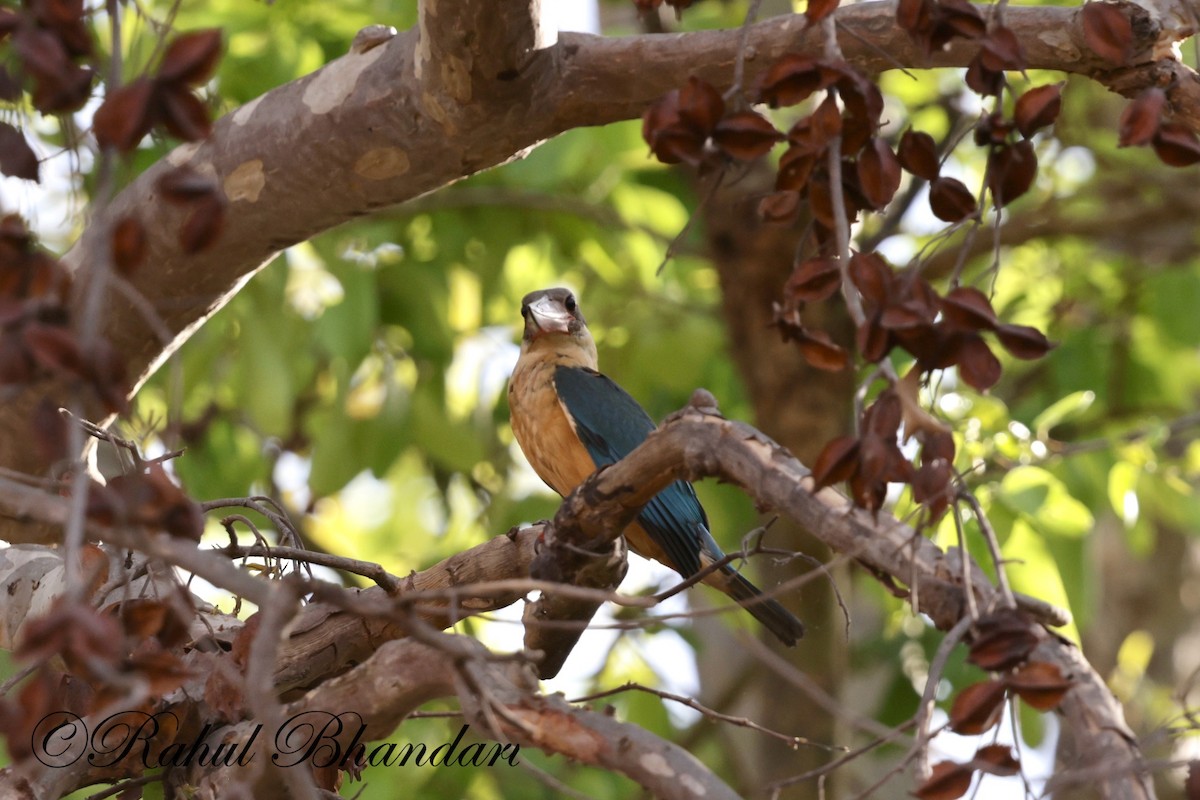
195,634 -> 742,800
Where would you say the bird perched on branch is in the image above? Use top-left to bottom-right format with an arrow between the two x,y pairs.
508,287 -> 805,646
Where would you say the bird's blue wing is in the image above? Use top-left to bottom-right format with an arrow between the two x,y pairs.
553,365 -> 712,577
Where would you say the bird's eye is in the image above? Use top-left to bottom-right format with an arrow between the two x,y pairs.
520,305 -> 529,319
565,296 -> 576,312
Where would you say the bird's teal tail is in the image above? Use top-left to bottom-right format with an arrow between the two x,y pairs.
721,568 -> 805,646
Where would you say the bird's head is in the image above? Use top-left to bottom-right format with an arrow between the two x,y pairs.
518,287 -> 597,365
520,287 -> 588,340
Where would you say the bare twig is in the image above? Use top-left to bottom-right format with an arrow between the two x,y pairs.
911,614 -> 974,780
571,681 -> 840,750
958,489 -> 1016,609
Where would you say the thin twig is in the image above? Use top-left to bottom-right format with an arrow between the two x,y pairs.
911,614 -> 974,780
570,681 -> 839,751
727,0 -> 766,104
656,170 -> 724,275
958,489 -> 1017,608
767,718 -> 916,792
220,542 -> 399,591
951,500 -> 979,621
84,774 -> 162,800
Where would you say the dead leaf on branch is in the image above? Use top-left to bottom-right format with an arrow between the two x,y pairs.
972,744 -> 1019,776
848,250 -> 893,307
987,139 -> 1037,208
857,137 -> 902,209
775,148 -> 817,192
954,334 -> 1002,391
107,596 -> 194,650
88,463 -> 205,540
941,286 -> 999,332
974,112 -> 1014,148
16,598 -> 125,678
898,0 -> 985,56
898,129 -> 941,181
798,328 -> 849,371
0,122 -> 40,182
756,55 -> 831,108
93,78 -> 156,152
835,70 -> 884,149
712,111 -> 784,160
967,609 -> 1041,671
1014,84 -> 1063,139
978,26 -> 1026,73
157,28 -> 223,86
93,30 -> 222,152
937,0 -> 986,40
912,427 -> 956,521
159,87 -> 213,142
1004,661 -> 1073,711
644,78 -> 784,167
28,0 -> 93,58
994,323 -> 1053,359
771,302 -> 850,371
812,435 -> 860,488
785,257 -> 842,303
758,190 -> 803,223
929,176 -> 977,222
786,106 -> 837,158
948,679 -> 1006,734
913,760 -> 975,800
677,75 -> 724,134
1081,2 -> 1133,66
813,391 -> 913,513
1152,123 -> 1200,167
965,51 -> 1004,97
11,24 -> 94,113
1118,88 -> 1165,147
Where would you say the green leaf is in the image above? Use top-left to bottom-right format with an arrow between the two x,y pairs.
1002,520 -> 1079,642
1106,460 -> 1140,528
998,466 -> 1094,539
1032,390 -> 1095,440
314,263 -> 378,364
174,419 -> 268,500
1018,700 -> 1046,748
234,311 -> 295,437
306,408 -> 360,496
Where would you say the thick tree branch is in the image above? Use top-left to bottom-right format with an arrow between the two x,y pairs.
196,634 -> 741,800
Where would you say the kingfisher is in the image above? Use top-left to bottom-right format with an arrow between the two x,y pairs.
508,287 -> 804,646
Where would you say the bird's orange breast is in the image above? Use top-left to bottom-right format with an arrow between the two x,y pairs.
509,356 -> 598,496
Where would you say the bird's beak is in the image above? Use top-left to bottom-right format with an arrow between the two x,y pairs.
526,295 -> 573,336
